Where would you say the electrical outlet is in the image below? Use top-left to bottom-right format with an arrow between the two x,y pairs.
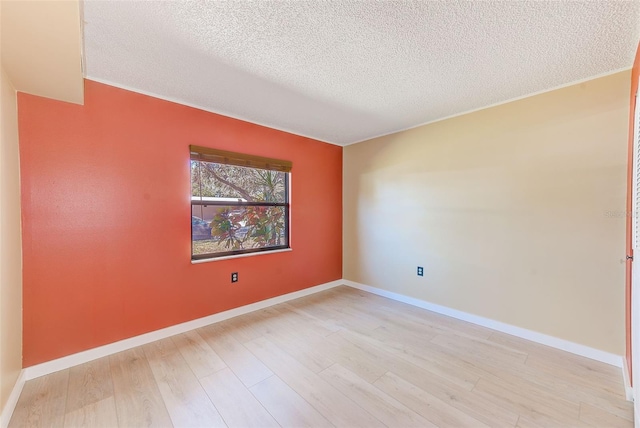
417,266 -> 424,276
231,272 -> 238,283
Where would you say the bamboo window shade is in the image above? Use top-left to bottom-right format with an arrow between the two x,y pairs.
190,145 -> 292,173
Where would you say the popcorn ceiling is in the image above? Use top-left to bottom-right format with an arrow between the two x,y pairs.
83,1 -> 640,146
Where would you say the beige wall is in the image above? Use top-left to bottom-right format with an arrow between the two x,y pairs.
0,66 -> 22,414
0,0 -> 83,104
344,71 -> 630,355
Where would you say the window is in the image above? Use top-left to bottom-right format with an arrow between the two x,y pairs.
190,145 -> 291,260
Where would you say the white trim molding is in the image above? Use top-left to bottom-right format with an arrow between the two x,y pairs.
0,369 -> 26,428
23,280 -> 343,381
344,67 -> 632,146
13,277 -> 629,417
343,280 -> 624,368
85,77 -> 337,146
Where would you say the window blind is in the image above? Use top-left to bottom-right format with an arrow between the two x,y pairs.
190,145 -> 292,173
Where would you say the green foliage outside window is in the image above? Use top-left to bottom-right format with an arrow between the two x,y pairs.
191,160 -> 289,257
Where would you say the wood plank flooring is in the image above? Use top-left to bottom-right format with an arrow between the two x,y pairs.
9,286 -> 632,427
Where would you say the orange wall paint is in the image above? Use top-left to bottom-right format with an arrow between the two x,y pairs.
626,43 -> 640,381
18,80 -> 343,367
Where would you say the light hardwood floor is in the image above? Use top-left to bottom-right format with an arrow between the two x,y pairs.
9,286 -> 633,427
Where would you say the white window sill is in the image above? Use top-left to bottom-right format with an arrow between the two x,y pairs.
191,248 -> 292,264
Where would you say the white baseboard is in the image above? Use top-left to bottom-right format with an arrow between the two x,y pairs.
0,369 -> 25,428
23,280 -> 343,381
343,280 -> 624,368
15,277 -> 629,410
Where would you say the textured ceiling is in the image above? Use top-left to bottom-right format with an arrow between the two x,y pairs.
84,1 -> 640,146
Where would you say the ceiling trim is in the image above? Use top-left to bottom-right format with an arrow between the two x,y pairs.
344,66 -> 633,146
89,66 -> 631,148
83,1 -> 639,145
85,76 -> 338,146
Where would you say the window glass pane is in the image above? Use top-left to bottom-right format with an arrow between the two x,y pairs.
192,205 -> 287,257
190,160 -> 201,197
191,160 -> 286,203
191,206 -> 212,243
244,205 -> 287,248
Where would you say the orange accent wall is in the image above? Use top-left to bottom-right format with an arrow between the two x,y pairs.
19,80 -> 343,367
626,43 -> 640,381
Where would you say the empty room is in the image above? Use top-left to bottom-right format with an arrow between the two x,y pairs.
2,1 -> 640,427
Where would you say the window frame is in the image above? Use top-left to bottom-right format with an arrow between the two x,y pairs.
190,146 -> 291,261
